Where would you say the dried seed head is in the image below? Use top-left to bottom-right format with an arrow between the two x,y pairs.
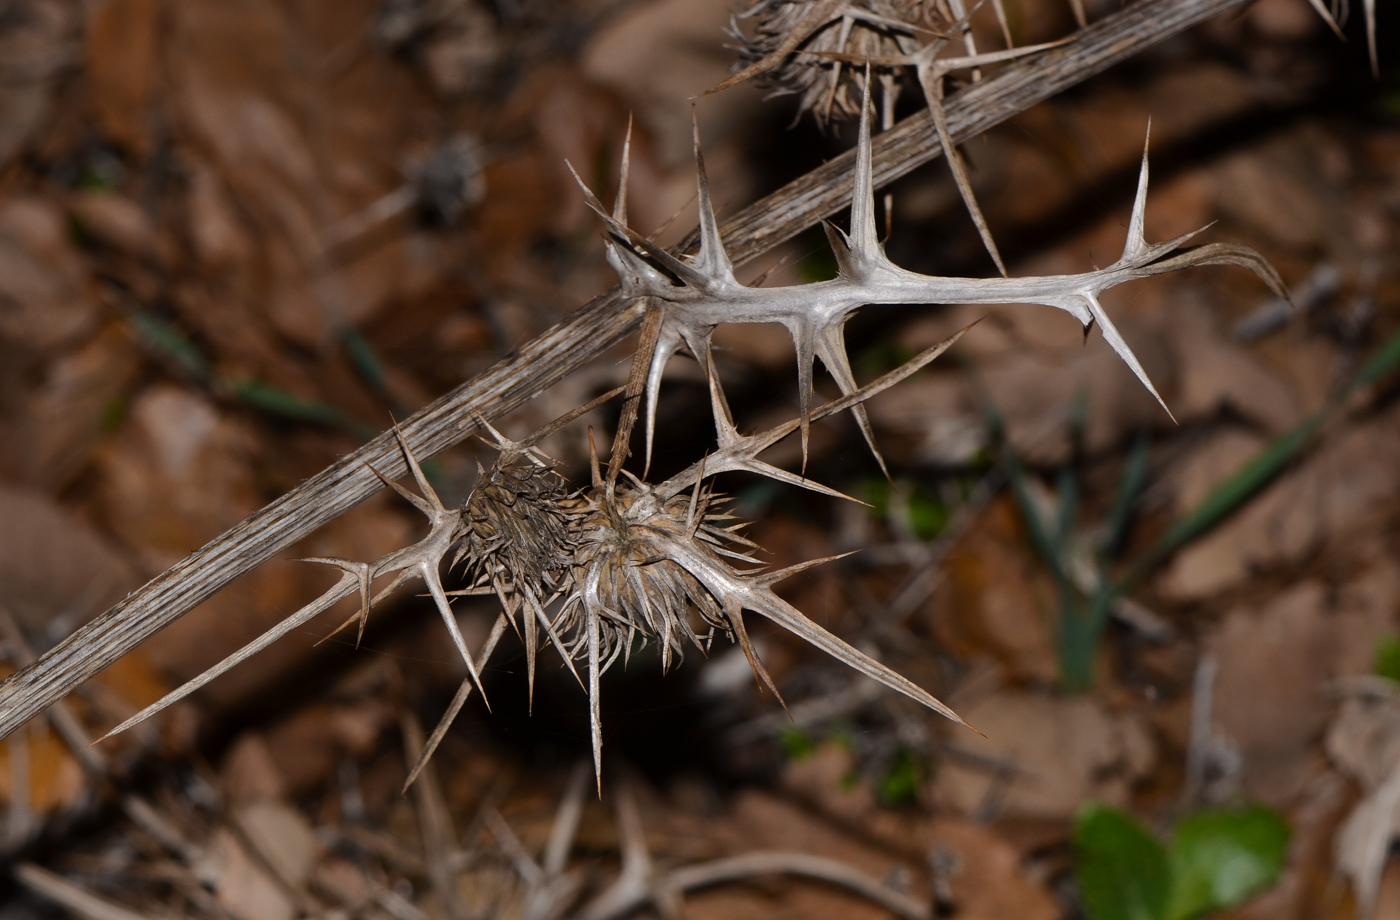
559,473 -> 787,784
559,479 -> 751,676
456,388 -> 625,601
453,396 -> 625,716
732,0 -> 945,124
463,449 -> 578,592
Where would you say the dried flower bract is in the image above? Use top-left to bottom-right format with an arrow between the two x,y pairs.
728,0 -> 950,124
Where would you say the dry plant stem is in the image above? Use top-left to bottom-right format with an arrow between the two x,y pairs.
579,775 -> 928,920
0,0 -> 1255,742
13,863 -> 151,920
576,777 -> 680,920
521,764 -> 590,920
666,853 -> 930,920
590,88 -> 1281,472
402,713 -> 471,920
0,606 -> 106,778
482,770 -> 589,920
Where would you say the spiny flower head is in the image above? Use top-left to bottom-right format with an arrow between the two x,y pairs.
561,477 -> 750,676
463,437 -> 578,592
730,0 -> 948,124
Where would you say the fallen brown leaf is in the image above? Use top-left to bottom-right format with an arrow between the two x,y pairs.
938,689 -> 1156,819
1209,582 -> 1336,804
936,497 -> 1059,686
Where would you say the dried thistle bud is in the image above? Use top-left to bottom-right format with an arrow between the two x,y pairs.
731,0 -> 946,124
457,391 -> 623,600
463,449 -> 578,591
560,479 -> 752,678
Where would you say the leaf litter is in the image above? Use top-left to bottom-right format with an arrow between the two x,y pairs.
0,0 -> 1397,917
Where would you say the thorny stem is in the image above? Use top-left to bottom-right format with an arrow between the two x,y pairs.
0,0 -> 1257,741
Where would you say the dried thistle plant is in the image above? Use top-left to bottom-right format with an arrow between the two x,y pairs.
92,72 -> 1284,796
94,320 -> 973,793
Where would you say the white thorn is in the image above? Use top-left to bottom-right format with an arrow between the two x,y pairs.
1083,292 -> 1175,423
849,72 -> 880,265
1121,122 -> 1151,263
615,115 -> 632,225
692,109 -> 735,285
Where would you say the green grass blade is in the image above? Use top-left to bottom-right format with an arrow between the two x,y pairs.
341,328 -> 396,406
1056,461 -> 1079,544
1119,416 -> 1320,591
1120,325 -> 1400,592
1343,325 -> 1400,397
1102,429 -> 1150,560
226,378 -> 356,431
126,309 -> 214,383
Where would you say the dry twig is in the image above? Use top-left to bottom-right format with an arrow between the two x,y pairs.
578,774 -> 930,920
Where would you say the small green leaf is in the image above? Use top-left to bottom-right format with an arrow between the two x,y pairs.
861,477 -> 892,518
1164,805 -> 1290,920
907,488 -> 950,540
860,480 -> 949,540
1375,634 -> 1400,683
226,378 -> 346,427
778,725 -> 816,761
876,749 -> 925,807
78,156 -> 123,192
1075,804 -> 1170,920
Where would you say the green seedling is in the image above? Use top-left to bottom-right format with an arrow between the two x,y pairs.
1075,803 -> 1290,920
876,748 -> 926,807
862,478 -> 952,541
1374,634 -> 1400,683
971,370 -> 1149,689
972,322 -> 1400,690
779,724 -> 818,761
126,307 -> 379,440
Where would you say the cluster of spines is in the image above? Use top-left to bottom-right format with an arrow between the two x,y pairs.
573,83 -> 1284,482
96,323 -> 981,790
